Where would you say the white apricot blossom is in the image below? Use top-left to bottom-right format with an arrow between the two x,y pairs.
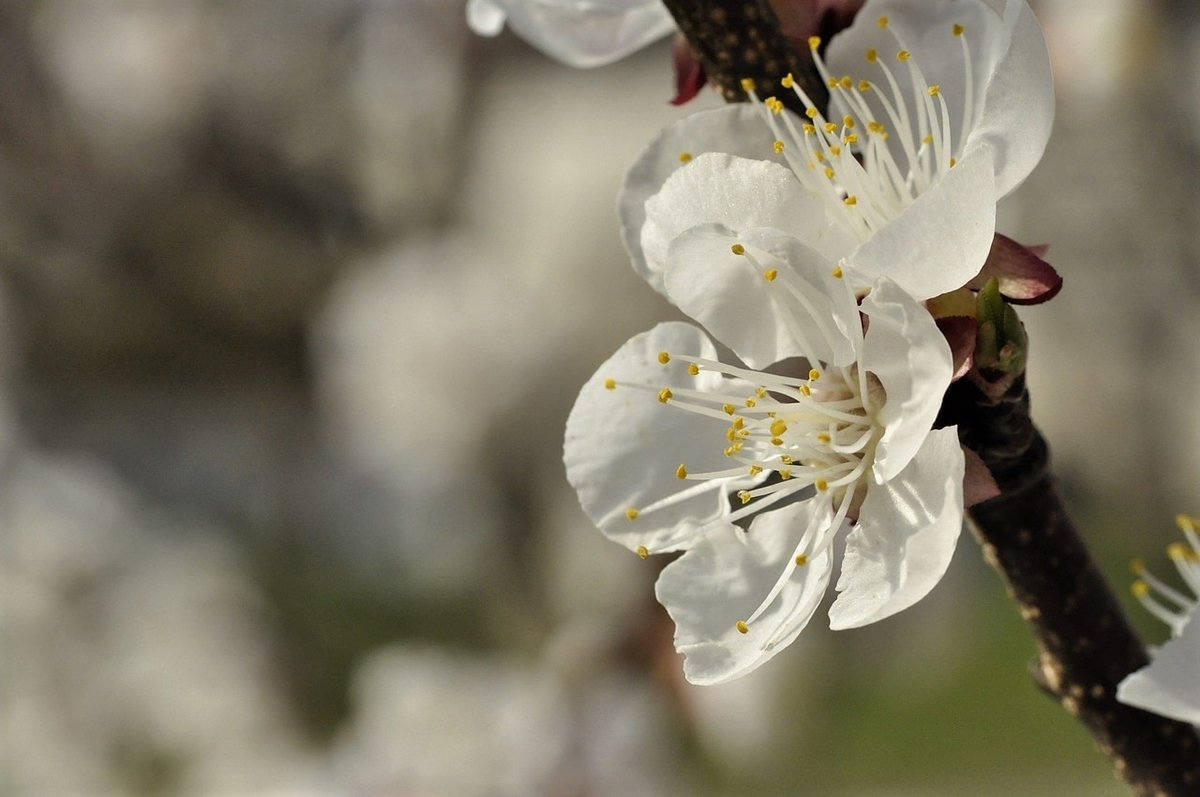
1116,515 -> 1200,726
563,228 -> 964,684
621,0 -> 1054,301
466,0 -> 675,67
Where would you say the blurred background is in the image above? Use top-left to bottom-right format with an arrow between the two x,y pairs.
3,0 -> 1199,794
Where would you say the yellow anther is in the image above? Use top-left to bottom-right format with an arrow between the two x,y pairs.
678,151 -> 693,163
781,73 -> 795,88
843,115 -> 855,129
745,398 -> 756,408
865,47 -> 878,63
658,387 -> 673,403
1130,558 -> 1146,575
815,151 -> 826,162
897,50 -> 911,62
779,469 -> 793,480
800,384 -> 812,396
755,387 -> 768,398
741,77 -> 756,92
845,133 -> 859,144
723,403 -> 736,415
1177,514 -> 1199,533
808,35 -> 821,51
738,490 -> 753,505
829,146 -> 841,156
658,351 -> 670,364
1131,580 -> 1150,598
802,123 -> 816,135
770,437 -> 784,446
1170,542 -> 1200,562
868,121 -> 886,134
806,161 -> 816,170
770,419 -> 788,437
773,140 -> 785,154
724,445 -> 736,457
928,85 -> 941,96
922,134 -> 933,145
806,107 -> 818,119
949,157 -> 957,167
824,122 -> 838,134
817,432 -> 832,444
626,508 -> 640,521
831,265 -> 843,278
815,478 -> 829,492
780,455 -> 793,465
748,465 -> 763,476
827,77 -> 839,89
732,417 -> 745,430
636,545 -> 649,559
604,378 -> 616,390
687,363 -> 700,376
840,76 -> 852,89
731,243 -> 746,255
824,167 -> 835,179
858,79 -> 871,92
878,15 -> 888,28
795,554 -> 808,566
764,268 -> 778,282
844,195 -> 858,206
809,368 -> 820,380
953,23 -> 964,37
676,463 -> 688,480
736,620 -> 750,634
765,97 -> 784,115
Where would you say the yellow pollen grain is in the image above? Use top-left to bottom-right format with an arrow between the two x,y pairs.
678,151 -> 693,163
658,351 -> 670,364
827,77 -> 839,89
815,478 -> 829,492
865,47 -> 878,63
830,146 -> 842,156
803,123 -> 816,135
767,97 -> 784,114
745,398 -> 756,408
780,469 -> 793,480
733,417 -> 745,430
809,368 -> 821,380
637,545 -> 649,559
726,427 -> 737,442
878,15 -> 888,28
846,132 -> 859,144
755,387 -> 768,398
738,490 -> 752,505
824,167 -> 835,179
731,243 -> 746,255
723,403 -> 736,415
1132,580 -> 1150,598
724,445 -> 736,457
824,122 -> 837,134
949,157 -> 957,167
840,76 -> 852,89
748,465 -> 763,476
687,363 -> 700,376
897,50 -> 910,62
817,433 -> 832,444
928,85 -> 940,96
625,508 -> 640,521
774,140 -> 785,153
676,463 -> 688,480
736,620 -> 749,634
1178,514 -> 1200,533
859,79 -> 871,91
770,437 -> 784,446
832,265 -> 844,278
764,268 -> 778,282
800,384 -> 812,396
815,151 -> 826,162
868,121 -> 885,133
741,77 -> 756,92
1130,558 -> 1146,575
953,23 -> 964,37
795,554 -> 808,566
604,378 -> 616,390
770,419 -> 788,436
844,195 -> 858,206
780,455 -> 793,465
922,134 -> 933,145
806,107 -> 818,119
808,35 -> 821,51
781,73 -> 795,88
658,387 -> 673,403
843,115 -> 855,129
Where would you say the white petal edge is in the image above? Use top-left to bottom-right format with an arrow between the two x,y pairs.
564,322 -> 757,555
662,226 -> 859,370
859,278 -> 954,482
621,105 -> 784,295
1117,614 -> 1200,726
828,426 -> 965,630
656,501 -> 836,685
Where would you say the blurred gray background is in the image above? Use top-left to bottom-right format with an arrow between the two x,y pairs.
2,0 -> 1197,794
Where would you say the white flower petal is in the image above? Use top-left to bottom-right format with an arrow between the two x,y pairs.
662,226 -> 858,370
470,0 -> 676,67
642,152 -> 827,295
1117,614 -> 1200,726
564,322 -> 756,554
655,502 -> 836,685
621,105 -> 785,294
859,279 -> 954,481
828,426 -> 965,630
847,146 -> 997,301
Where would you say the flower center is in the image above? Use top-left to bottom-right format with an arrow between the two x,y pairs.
1130,514 -> 1200,636
744,16 -> 974,244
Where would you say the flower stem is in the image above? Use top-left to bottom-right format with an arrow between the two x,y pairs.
944,372 -> 1200,796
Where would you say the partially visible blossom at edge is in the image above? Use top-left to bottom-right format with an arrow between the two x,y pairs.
621,0 -> 1054,302
1116,514 -> 1200,726
466,0 -> 675,67
564,226 -> 964,684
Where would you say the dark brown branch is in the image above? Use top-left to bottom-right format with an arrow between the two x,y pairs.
659,0 -> 825,115
944,374 -> 1200,796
